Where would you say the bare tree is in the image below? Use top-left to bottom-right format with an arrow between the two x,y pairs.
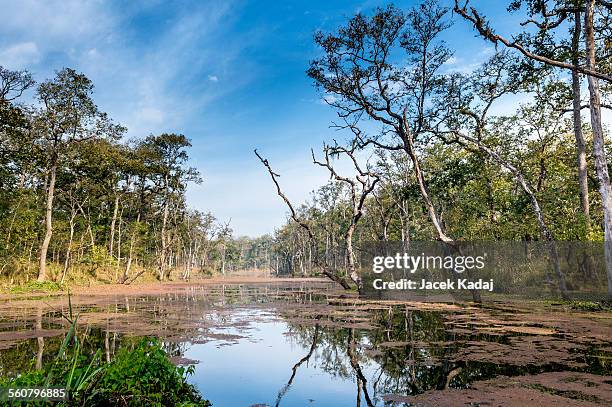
308,2 -> 485,302
308,2 -> 455,244
255,149 -> 354,289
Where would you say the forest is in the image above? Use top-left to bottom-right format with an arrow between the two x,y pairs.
0,66 -> 278,287
256,0 -> 612,299
0,0 -> 611,298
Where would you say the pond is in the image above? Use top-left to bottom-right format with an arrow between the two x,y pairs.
0,281 -> 610,406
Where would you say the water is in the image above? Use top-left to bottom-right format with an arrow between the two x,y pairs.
0,282 -> 610,406
187,309 -> 361,406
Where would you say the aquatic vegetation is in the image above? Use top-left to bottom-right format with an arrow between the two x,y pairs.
0,296 -> 210,406
2,338 -> 210,406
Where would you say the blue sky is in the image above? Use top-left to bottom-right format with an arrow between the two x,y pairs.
1,0 -> 593,237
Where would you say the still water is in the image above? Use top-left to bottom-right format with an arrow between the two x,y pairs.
0,282 -> 610,406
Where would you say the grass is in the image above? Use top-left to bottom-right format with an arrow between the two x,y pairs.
0,294 -> 211,406
8,281 -> 64,294
569,300 -> 611,312
0,262 -> 214,294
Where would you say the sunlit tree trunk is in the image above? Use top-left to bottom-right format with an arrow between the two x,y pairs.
158,175 -> 170,281
61,200 -> 77,284
109,194 -> 119,260
585,0 -> 612,297
123,211 -> 140,283
38,157 -> 57,282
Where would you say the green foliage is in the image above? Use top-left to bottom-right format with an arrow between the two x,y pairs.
0,293 -> 210,406
2,338 -> 210,406
93,338 -> 208,406
81,245 -> 113,273
569,301 -> 610,312
9,281 -> 63,294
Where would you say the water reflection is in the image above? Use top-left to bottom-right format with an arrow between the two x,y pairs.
0,283 -> 610,406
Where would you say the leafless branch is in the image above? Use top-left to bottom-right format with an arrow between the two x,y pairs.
454,1 -> 612,82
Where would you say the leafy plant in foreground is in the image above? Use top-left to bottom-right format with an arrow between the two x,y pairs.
1,294 -> 210,406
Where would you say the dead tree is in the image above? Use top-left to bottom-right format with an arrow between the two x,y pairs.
308,3 -> 457,245
255,149 -> 353,289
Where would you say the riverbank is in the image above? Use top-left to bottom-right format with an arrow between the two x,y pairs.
0,273 -> 330,299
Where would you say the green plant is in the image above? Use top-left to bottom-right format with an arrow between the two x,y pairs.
570,300 -> 609,312
1,294 -> 210,406
9,281 -> 64,294
87,338 -> 208,406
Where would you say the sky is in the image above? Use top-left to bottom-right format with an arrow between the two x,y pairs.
0,0 -> 606,237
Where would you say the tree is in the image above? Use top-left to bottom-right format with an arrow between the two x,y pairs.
0,66 -> 34,103
455,0 -> 612,295
311,141 -> 380,290
307,2 -> 454,243
34,68 -> 124,281
255,149 -> 355,289
141,134 -> 201,280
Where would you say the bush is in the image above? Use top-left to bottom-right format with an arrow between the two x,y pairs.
89,338 -> 209,406
1,317 -> 210,406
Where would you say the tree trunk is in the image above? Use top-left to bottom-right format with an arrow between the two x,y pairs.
109,194 -> 119,260
404,134 -> 452,243
37,159 -> 57,282
158,175 -> 170,281
404,128 -> 481,302
221,245 -> 226,275
345,223 -> 360,289
122,211 -> 140,283
572,10 -> 590,230
585,0 -> 612,297
60,202 -> 77,284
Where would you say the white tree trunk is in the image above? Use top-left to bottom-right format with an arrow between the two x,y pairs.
585,0 -> 612,297
38,161 -> 57,281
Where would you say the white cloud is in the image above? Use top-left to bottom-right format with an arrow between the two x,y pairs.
443,56 -> 457,65
0,42 -> 40,69
135,107 -> 165,126
208,74 -> 219,82
0,0 -> 114,44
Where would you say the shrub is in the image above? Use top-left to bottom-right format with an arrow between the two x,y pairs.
1,295 -> 210,406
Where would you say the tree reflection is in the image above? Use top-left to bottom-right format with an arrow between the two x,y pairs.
281,306 -> 514,404
275,324 -> 320,407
